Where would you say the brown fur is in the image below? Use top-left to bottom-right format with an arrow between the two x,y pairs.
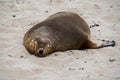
23,12 -> 115,57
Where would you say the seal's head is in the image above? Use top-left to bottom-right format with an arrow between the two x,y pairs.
29,37 -> 53,57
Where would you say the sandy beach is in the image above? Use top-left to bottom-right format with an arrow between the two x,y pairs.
0,0 -> 120,80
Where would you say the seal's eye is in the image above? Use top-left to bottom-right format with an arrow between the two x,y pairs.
39,48 -> 44,54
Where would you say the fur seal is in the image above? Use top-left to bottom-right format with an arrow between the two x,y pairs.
23,12 -> 115,57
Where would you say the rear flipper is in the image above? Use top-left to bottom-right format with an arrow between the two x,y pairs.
86,40 -> 116,49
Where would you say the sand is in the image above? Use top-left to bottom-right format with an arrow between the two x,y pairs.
0,0 -> 120,80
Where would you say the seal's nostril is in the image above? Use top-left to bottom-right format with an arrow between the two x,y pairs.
39,49 -> 44,54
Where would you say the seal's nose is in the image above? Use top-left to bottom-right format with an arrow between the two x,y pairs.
39,49 -> 44,54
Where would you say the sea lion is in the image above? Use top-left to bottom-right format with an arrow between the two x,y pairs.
23,12 -> 115,57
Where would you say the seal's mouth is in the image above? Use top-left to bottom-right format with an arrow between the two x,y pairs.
35,52 -> 46,57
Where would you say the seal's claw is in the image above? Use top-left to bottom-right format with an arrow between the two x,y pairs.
101,40 -> 116,47
111,40 -> 116,47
